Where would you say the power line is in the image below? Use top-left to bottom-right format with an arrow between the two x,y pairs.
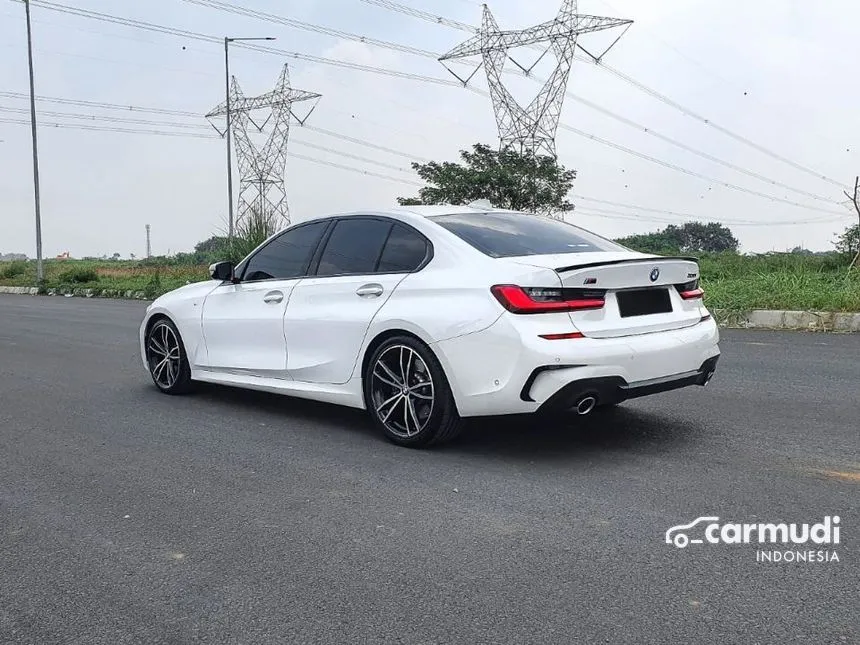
0,90 -> 199,117
359,0 -> 849,190
0,105 -> 210,130
573,195 -> 845,225
0,114 -> 416,176
180,0 -> 439,59
1,91 -> 427,161
181,0 -> 842,205
19,0 -> 843,214
1,115 -> 847,227
0,116 -> 216,139
574,205 -> 849,227
3,88 -> 848,219
183,0 -> 837,204
7,3 -> 851,220
558,123 -> 848,216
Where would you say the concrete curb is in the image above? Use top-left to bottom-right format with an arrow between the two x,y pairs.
0,285 -> 150,300
712,309 -> 860,332
1,287 -> 858,331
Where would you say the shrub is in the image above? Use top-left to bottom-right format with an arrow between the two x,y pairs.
227,207 -> 281,263
57,267 -> 99,284
0,261 -> 27,279
144,270 -> 162,299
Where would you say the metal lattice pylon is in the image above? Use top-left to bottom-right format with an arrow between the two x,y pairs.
206,65 -> 321,227
439,1 -> 632,159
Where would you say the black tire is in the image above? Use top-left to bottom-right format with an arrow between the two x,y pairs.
363,335 -> 462,448
145,317 -> 193,395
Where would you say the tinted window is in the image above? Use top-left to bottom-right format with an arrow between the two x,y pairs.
242,221 -> 328,281
431,212 -> 625,258
316,219 -> 392,276
377,224 -> 428,273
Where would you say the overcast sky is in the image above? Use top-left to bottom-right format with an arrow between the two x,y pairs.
1,0 -> 858,258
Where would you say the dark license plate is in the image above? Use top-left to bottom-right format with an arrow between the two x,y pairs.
617,288 -> 673,318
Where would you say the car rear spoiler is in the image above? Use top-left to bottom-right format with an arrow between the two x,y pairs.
554,256 -> 699,273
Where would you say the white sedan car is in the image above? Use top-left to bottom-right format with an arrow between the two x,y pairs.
140,206 -> 720,447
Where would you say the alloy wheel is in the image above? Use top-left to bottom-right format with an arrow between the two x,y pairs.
147,322 -> 182,390
370,344 -> 435,439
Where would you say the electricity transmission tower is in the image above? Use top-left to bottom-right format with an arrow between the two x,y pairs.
145,224 -> 151,259
206,64 -> 320,227
439,0 -> 632,159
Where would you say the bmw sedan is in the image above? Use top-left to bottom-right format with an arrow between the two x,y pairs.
140,206 -> 720,447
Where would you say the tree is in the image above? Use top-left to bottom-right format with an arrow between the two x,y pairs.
398,143 -> 576,216
195,235 -> 228,254
842,176 -> 860,269
613,231 -> 682,255
665,222 -> 739,253
616,222 -> 739,254
835,223 -> 860,256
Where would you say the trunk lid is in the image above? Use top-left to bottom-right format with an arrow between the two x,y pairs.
509,252 -> 705,338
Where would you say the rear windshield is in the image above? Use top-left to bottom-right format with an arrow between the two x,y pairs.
430,212 -> 625,258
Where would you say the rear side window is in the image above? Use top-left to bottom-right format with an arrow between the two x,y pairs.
377,224 -> 428,273
242,220 -> 328,281
316,218 -> 392,277
431,212 -> 625,258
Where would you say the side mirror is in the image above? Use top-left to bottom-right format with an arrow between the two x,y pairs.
209,261 -> 235,282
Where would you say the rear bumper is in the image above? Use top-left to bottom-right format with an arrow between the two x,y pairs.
433,314 -> 720,417
536,355 -> 719,414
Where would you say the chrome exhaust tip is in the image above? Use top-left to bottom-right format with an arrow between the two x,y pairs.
574,394 -> 598,416
703,370 -> 715,385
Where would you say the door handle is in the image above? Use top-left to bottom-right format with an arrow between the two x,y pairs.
356,283 -> 384,298
263,290 -> 284,304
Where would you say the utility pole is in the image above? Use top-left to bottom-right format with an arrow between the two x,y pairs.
223,36 -> 276,240
24,0 -> 44,281
843,176 -> 860,270
145,224 -> 151,259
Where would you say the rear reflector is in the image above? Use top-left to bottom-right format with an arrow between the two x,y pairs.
491,285 -> 605,314
539,332 -> 585,340
679,288 -> 705,300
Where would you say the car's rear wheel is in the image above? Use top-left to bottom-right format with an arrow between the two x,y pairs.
146,317 -> 192,394
364,336 -> 462,447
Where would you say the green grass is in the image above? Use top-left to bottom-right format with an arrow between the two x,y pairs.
697,253 -> 860,313
0,259 -> 208,296
1,253 -> 858,312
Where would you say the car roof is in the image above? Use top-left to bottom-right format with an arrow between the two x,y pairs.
386,205 -> 504,218
312,204 -> 526,219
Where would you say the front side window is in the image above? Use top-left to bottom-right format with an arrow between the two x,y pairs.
242,220 -> 328,281
430,212 -> 626,258
316,219 -> 392,277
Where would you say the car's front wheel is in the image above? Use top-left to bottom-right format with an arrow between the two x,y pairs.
364,336 -> 462,447
146,317 -> 192,394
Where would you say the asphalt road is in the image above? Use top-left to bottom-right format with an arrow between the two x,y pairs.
0,295 -> 857,644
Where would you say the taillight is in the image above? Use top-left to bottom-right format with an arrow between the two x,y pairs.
675,279 -> 704,300
491,285 -> 605,314
539,331 -> 585,340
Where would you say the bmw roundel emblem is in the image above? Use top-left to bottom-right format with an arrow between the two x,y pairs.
649,267 -> 660,282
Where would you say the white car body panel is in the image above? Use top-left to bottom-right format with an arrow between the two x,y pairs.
200,279 -> 299,376
140,206 -> 721,419
284,273 -> 407,384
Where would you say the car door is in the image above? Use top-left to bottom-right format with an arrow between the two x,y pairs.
200,220 -> 330,376
284,218 -> 431,385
